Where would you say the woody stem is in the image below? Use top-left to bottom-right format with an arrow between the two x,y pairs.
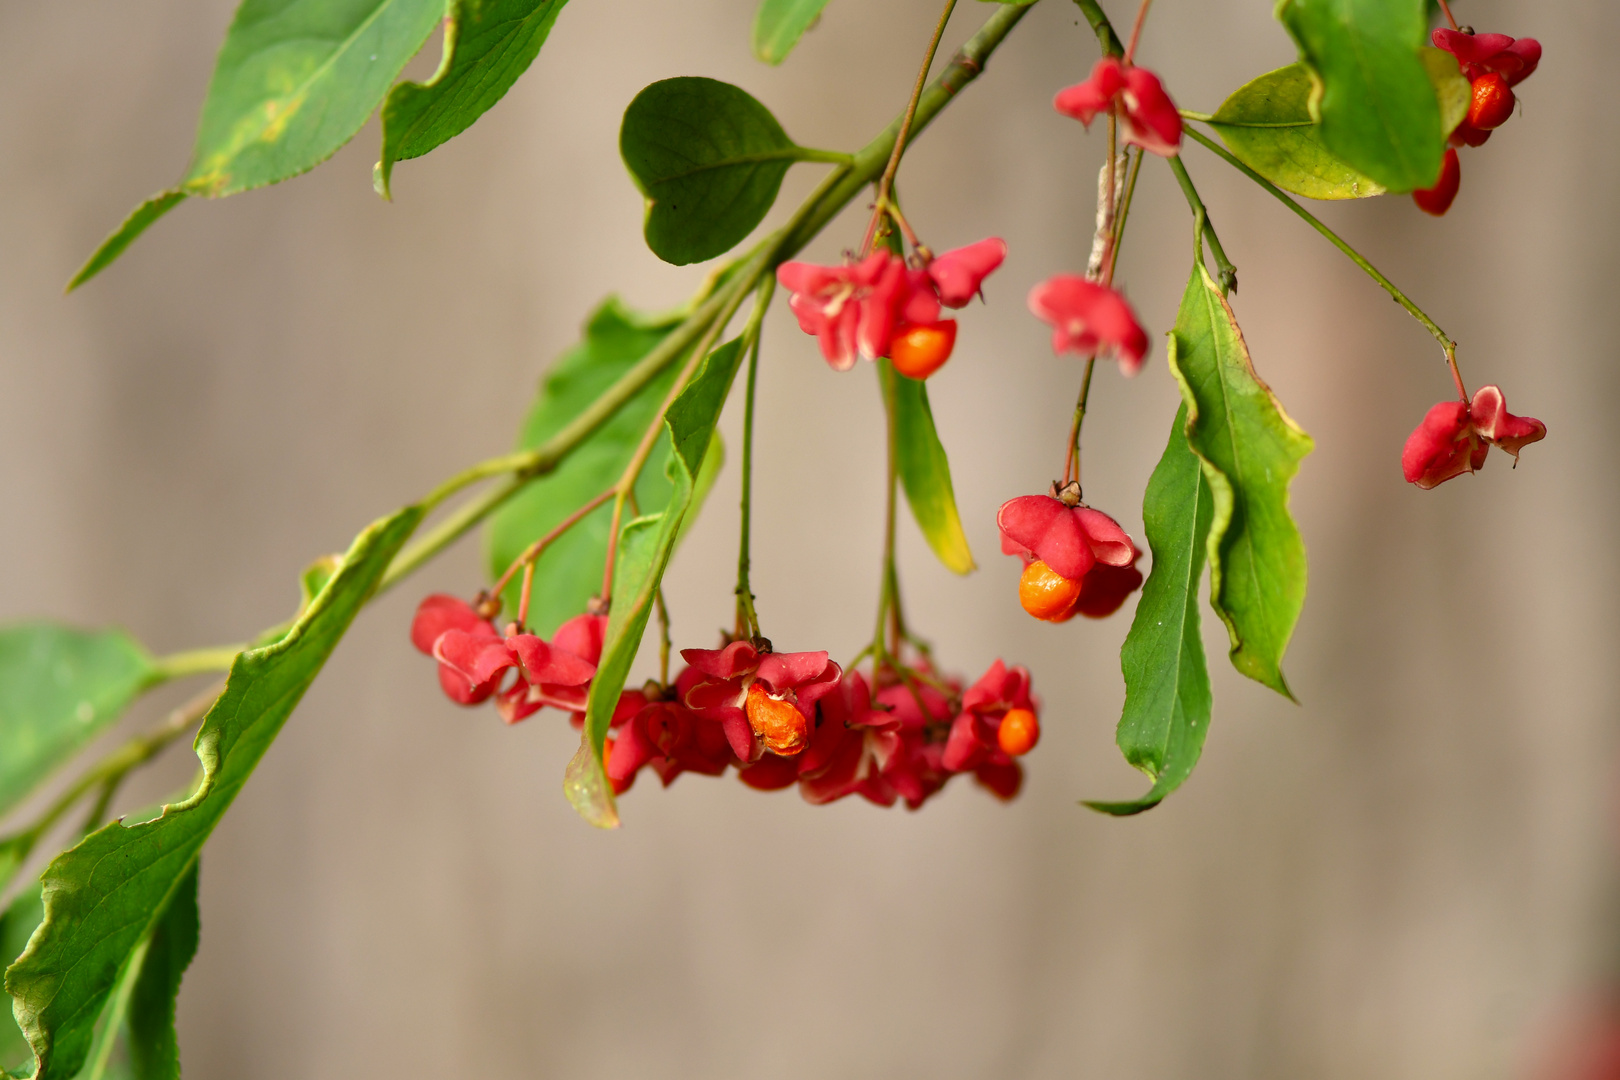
1181,124 -> 1459,377
1072,0 -> 1125,57
860,0 -> 960,255
1167,154 -> 1237,294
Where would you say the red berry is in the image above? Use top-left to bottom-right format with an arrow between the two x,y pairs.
997,708 -> 1040,757
888,320 -> 957,380
1413,149 -> 1461,216
1467,72 -> 1515,131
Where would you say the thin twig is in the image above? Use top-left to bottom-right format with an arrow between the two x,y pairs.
860,0 -> 960,254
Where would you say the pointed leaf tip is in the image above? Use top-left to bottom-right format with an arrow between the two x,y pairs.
66,191 -> 187,292
1089,402 -> 1214,814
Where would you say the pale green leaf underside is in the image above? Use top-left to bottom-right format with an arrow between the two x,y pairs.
1088,404 -> 1214,816
751,0 -> 831,64
881,363 -> 975,575
1276,0 -> 1442,193
1209,64 -> 1385,200
3,506 -> 422,1080
1169,264 -> 1312,699
620,77 -> 805,266
0,624 -> 156,820
485,298 -> 684,637
567,339 -> 744,827
377,0 -> 571,198
1207,47 -> 1466,201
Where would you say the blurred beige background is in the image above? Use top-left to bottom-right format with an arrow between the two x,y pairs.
2,0 -> 1615,1077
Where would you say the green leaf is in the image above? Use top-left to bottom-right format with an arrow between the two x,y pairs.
1420,44 -> 1470,138
0,886 -> 43,1075
3,505 -> 423,1080
878,362 -> 974,575
1276,0 -> 1443,192
1208,64 -> 1385,200
0,625 -> 157,820
750,0 -> 831,64
485,299 -> 685,637
566,339 -> 744,827
1087,406 -> 1214,816
126,861 -> 199,1080
621,78 -> 822,265
1168,264 -> 1312,699
377,0 -> 571,198
66,193 -> 186,292
72,0 -> 444,287
1205,46 -> 1467,201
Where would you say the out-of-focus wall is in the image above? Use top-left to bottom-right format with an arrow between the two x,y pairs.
2,1 -> 1615,1077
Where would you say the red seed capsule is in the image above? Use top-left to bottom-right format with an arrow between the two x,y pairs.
997,708 -> 1040,757
1413,148 -> 1461,216
889,320 -> 958,380
1467,72 -> 1515,131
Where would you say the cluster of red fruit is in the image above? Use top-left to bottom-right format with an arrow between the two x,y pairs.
1414,27 -> 1542,216
411,596 -> 1042,807
778,237 -> 1006,380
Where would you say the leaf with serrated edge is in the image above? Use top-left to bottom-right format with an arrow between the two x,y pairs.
566,339 -> 744,827
486,299 -> 684,636
751,0 -> 831,64
72,0 -> 443,286
1276,0 -> 1442,192
3,505 -> 422,1080
1087,405 -> 1215,815
377,0 -> 571,198
126,860 -> 199,1080
1170,264 -> 1312,699
879,362 -> 974,574
0,624 -> 157,820
621,78 -> 812,265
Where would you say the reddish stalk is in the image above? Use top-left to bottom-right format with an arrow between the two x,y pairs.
491,487 -> 615,607
1124,0 -> 1154,63
859,0 -> 959,255
1437,0 -> 1460,31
